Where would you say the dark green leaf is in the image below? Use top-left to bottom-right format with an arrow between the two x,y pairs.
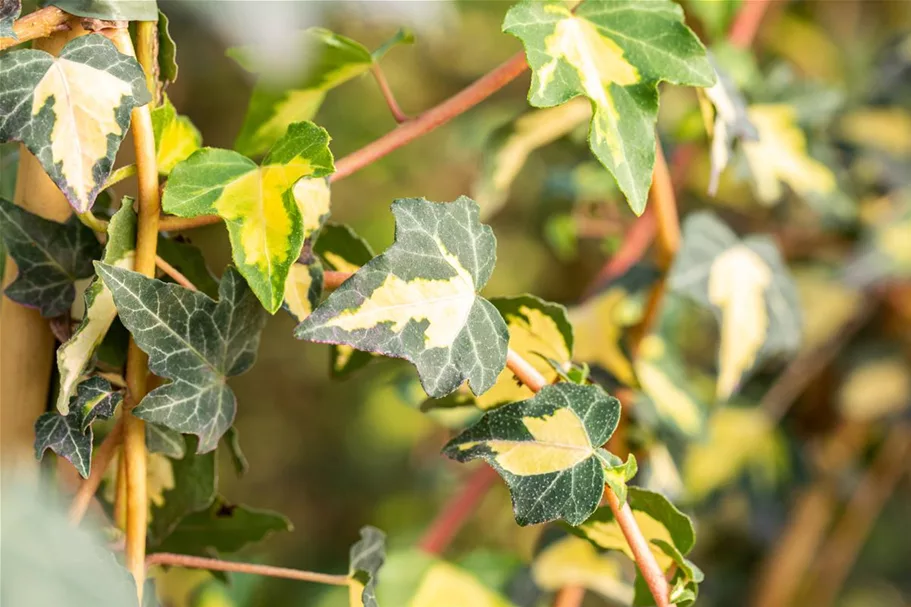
0,197 -> 101,317
157,10 -> 178,85
155,235 -> 219,299
223,426 -> 249,476
149,436 -> 217,545
0,0 -> 20,38
349,526 -> 386,607
146,422 -> 186,459
98,264 -> 267,452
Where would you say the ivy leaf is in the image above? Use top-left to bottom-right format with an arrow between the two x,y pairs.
283,260 -> 323,322
0,197 -> 102,318
97,264 -> 267,452
44,0 -> 156,20
0,0 -> 20,38
477,295 -> 574,410
503,0 -> 714,214
296,197 -> 508,398
223,426 -> 249,475
162,121 -> 334,312
349,526 -> 386,607
157,10 -> 178,86
532,535 -> 632,604
668,212 -> 801,401
151,95 -> 201,176
149,436 -> 217,545
313,223 -> 376,377
474,99 -> 590,218
741,104 -> 840,205
146,422 -> 186,459
155,235 -> 220,299
56,202 -> 135,414
0,34 -> 151,212
443,383 -> 621,526
155,498 -> 291,556
571,487 -> 695,578
34,377 -> 121,478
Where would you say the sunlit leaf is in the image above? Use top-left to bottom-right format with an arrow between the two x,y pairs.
0,0 -> 19,38
34,377 -> 121,478
848,193 -> 911,285
474,99 -> 590,218
151,95 -> 201,176
503,0 -> 714,214
296,197 -> 508,398
349,526 -> 386,607
532,535 -> 633,604
283,260 -> 322,322
444,383 -> 621,525
838,355 -> 911,422
0,35 -> 151,212
56,202 -> 135,414
146,422 -> 186,459
668,212 -> 801,401
98,264 -> 267,452
162,121 -> 334,312
683,406 -> 784,501
476,295 -> 573,410
0,197 -> 101,318
155,498 -> 291,556
149,436 -> 216,545
229,28 -> 374,157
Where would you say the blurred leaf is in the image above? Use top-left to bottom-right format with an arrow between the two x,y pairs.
444,383 -> 621,526
503,0 -> 714,214
349,526 -> 386,607
157,10 -> 178,86
56,202 -> 135,414
473,100 -> 590,218
0,35 -> 150,212
848,193 -> 911,284
0,0 -> 19,38
838,108 -> 911,157
34,377 -> 121,478
149,436 -> 217,546
151,95 -> 202,176
371,28 -> 415,62
683,406 -> 784,501
146,423 -> 186,459
0,197 -> 101,318
544,213 -> 578,261
793,269 -> 863,352
668,212 -> 801,401
44,0 -> 156,20
162,121 -> 333,312
296,197 -> 508,399
532,535 -> 633,604
683,0 -> 741,41
838,355 -> 911,422
98,265 -> 267,452
222,426 -> 248,476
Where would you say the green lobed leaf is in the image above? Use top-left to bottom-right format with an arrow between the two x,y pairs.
0,197 -> 102,318
503,0 -> 714,214
0,34 -> 151,212
162,121 -> 334,312
151,95 -> 201,176
146,422 -> 186,459
56,201 -> 135,414
295,197 -> 509,398
314,223 -> 376,378
154,498 -> 291,556
223,426 -> 249,475
149,436 -> 217,546
444,383 -> 621,526
0,0 -> 20,38
97,264 -> 267,452
41,0 -> 157,20
667,212 -> 801,401
349,526 -> 386,607
229,27 -> 373,157
34,377 -> 121,478
158,10 -> 178,86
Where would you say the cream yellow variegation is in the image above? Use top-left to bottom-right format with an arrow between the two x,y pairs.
410,562 -> 513,607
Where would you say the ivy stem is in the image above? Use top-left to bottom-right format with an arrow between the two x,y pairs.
417,465 -> 499,554
553,586 -> 586,607
728,0 -> 774,49
158,213 -> 221,232
103,163 -> 137,191
146,553 -> 350,586
154,255 -> 196,290
0,7 -> 71,51
110,23 -> 161,601
68,416 -> 124,523
323,270 -> 351,290
371,63 -> 410,124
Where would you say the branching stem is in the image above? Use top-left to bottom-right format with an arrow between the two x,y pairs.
154,255 -> 196,290
371,63 -> 410,124
146,553 -> 350,586
0,7 -> 71,51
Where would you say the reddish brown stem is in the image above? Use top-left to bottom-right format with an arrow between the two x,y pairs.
650,144 -> 679,268
155,255 -> 196,291
728,0 -> 774,49
68,417 -> 124,523
553,586 -> 586,607
506,348 -> 548,391
330,52 -> 528,183
323,271 -> 350,291
146,553 -> 349,586
371,63 -> 410,124
582,207 -> 656,298
417,465 -> 499,555
0,7 -> 71,51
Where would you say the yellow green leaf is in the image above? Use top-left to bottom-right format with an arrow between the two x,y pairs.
410,561 -> 514,607
838,356 -> 911,422
569,285 -> 642,387
151,95 -> 202,176
635,335 -> 707,437
283,261 -> 322,322
532,536 -> 632,604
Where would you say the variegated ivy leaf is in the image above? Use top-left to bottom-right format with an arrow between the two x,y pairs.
474,99 -> 590,218
0,0 -> 19,38
701,54 -> 757,196
296,197 -> 508,398
146,422 -> 186,459
56,202 -> 135,414
162,121 -> 334,312
478,295 -> 574,410
34,377 -> 121,478
0,197 -> 102,318
503,0 -> 714,214
97,264 -> 267,452
283,261 -> 323,322
444,383 -> 621,525
0,34 -> 151,212
571,487 -> 701,605
532,535 -> 633,604
151,95 -> 201,176
314,223 -> 376,377
349,526 -> 386,607
741,104 -> 840,205
44,0 -> 157,20
667,212 -> 801,401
